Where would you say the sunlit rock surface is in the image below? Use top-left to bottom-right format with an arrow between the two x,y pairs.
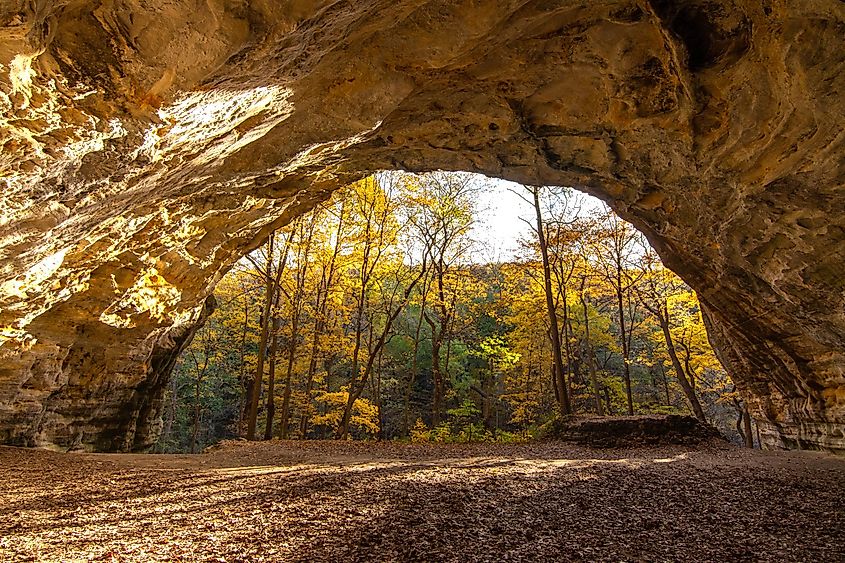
1,1 -> 843,452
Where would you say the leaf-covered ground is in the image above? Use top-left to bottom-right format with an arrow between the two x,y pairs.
1,440 -> 843,562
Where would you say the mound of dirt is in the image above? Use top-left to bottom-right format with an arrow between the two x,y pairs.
548,415 -> 727,447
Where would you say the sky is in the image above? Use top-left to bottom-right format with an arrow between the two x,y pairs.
470,177 -> 606,263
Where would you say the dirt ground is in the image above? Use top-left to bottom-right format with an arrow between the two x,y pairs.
0,440 -> 843,562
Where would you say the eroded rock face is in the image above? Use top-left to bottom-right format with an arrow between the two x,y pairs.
1,1 -> 843,452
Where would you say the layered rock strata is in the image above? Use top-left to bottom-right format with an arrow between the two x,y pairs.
1,1 -> 843,451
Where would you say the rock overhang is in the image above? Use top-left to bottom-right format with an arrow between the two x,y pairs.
1,0 -> 843,452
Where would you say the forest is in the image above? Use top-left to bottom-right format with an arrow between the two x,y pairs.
156,172 -> 756,453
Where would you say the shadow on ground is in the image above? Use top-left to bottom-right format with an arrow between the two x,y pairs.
0,441 -> 842,562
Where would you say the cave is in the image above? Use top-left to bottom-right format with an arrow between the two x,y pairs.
1,1 -> 843,454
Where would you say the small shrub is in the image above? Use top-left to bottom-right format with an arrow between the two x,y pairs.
410,419 -> 431,443
430,423 -> 453,443
456,423 -> 491,443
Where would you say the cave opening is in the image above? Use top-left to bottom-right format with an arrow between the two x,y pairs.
0,0 -> 841,459
3,1 -> 845,558
157,171 -> 755,454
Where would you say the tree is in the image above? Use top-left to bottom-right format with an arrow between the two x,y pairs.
518,184 -> 572,417
637,251 -> 707,422
592,209 -> 644,416
578,269 -> 605,417
277,214 -> 317,439
246,233 -> 276,440
408,172 -> 479,426
299,199 -> 347,438
474,335 -> 520,431
335,175 -> 428,439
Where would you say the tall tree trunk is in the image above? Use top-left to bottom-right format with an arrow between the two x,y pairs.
337,322 -> 376,439
160,375 -> 178,452
482,358 -> 494,429
280,282 -> 306,439
581,293 -> 605,416
616,277 -> 634,415
241,377 -> 254,437
375,348 -> 384,440
300,314 -> 322,439
247,234 -> 275,440
263,319 -> 280,440
402,291 -> 427,435
337,297 -> 366,439
237,284 -> 250,435
657,360 -> 671,406
658,309 -> 707,422
425,258 -> 452,428
279,317 -> 297,439
191,372 -> 202,454
248,227 -> 294,440
524,353 -> 532,432
431,336 -> 443,426
336,200 -> 375,440
281,217 -> 316,438
532,186 -> 571,416
561,294 -> 576,398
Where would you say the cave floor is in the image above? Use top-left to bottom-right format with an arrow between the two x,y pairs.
0,440 -> 843,562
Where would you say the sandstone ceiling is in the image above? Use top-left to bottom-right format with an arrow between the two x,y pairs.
0,0 -> 843,452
